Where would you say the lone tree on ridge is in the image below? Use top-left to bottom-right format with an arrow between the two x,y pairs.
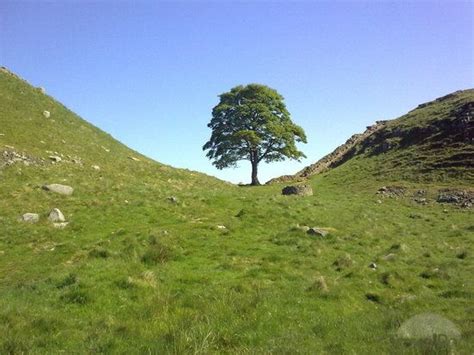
203,84 -> 307,185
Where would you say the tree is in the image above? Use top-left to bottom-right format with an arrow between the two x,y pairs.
203,84 -> 307,185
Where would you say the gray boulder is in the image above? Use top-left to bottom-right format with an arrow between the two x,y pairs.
48,208 -> 65,222
282,185 -> 313,196
21,213 -> 39,223
42,184 -> 74,196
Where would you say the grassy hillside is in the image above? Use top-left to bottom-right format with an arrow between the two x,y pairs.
1,69 -> 472,353
270,89 -> 474,184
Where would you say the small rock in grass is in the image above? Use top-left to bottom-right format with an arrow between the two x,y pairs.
307,227 -> 328,237
282,184 -> 313,196
42,184 -> 74,196
369,262 -> 377,270
92,165 -> 100,171
217,225 -> 227,230
53,222 -> 69,229
48,208 -> 65,222
296,225 -> 310,232
167,196 -> 178,203
21,213 -> 40,223
43,110 -> 50,118
49,155 -> 62,163
129,156 -> 140,162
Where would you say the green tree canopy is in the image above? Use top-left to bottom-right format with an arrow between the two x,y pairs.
203,84 -> 307,185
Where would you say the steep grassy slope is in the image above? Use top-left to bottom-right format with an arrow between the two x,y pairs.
270,89 -> 474,184
1,69 -> 472,353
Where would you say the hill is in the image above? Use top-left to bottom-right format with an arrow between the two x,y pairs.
269,89 -> 474,184
1,69 -> 472,353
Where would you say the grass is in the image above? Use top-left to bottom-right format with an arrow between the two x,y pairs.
0,68 -> 473,353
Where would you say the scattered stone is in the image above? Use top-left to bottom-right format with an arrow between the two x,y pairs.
53,222 -> 69,229
307,227 -> 328,237
413,197 -> 427,204
1,150 -> 42,168
101,146 -> 110,152
92,165 -> 101,171
48,208 -> 65,222
49,155 -> 62,163
129,156 -> 140,162
4,145 -> 14,149
43,110 -> 50,118
0,133 -> 4,136
38,87 -> 46,94
414,189 -> 426,196
167,196 -> 178,203
377,186 -> 406,198
376,199 -> 382,204
42,184 -> 74,196
282,184 -> 313,196
217,225 -> 227,230
21,213 -> 39,223
369,262 -> 377,270
437,189 -> 473,208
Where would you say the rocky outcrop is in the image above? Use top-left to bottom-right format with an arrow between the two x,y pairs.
268,90 -> 474,184
437,189 -> 473,208
268,121 -> 388,184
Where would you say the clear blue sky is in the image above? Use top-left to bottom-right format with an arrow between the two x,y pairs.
1,1 -> 472,183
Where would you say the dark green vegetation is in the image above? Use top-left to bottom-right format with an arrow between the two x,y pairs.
1,68 -> 473,353
203,84 -> 306,185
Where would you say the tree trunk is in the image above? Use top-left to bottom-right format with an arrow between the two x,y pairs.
251,160 -> 260,186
